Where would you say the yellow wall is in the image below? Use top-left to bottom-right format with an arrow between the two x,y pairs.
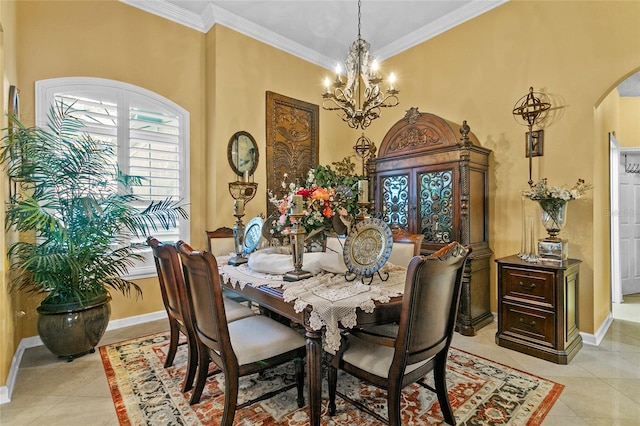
204,25 -> 355,250
358,0 -> 640,334
3,0 -> 640,388
619,97 -> 640,147
0,0 -> 18,389
13,0 -> 206,335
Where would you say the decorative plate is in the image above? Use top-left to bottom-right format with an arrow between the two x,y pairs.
243,216 -> 263,254
343,218 -> 393,277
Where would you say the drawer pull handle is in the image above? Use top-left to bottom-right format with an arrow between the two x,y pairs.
518,281 -> 536,291
519,318 -> 537,327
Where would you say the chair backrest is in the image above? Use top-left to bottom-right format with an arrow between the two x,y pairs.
393,242 -> 470,367
206,227 -> 236,257
387,229 -> 424,268
147,236 -> 189,324
176,241 -> 235,366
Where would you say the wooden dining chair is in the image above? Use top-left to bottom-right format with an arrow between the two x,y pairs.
205,227 -> 237,257
206,227 -> 253,307
176,241 -> 306,423
387,228 -> 424,268
327,242 -> 470,425
147,237 -> 254,393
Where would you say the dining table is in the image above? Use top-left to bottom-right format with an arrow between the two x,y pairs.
218,254 -> 407,426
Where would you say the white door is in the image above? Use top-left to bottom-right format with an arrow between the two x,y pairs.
619,151 -> 640,296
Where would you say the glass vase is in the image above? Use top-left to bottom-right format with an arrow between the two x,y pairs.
538,198 -> 568,240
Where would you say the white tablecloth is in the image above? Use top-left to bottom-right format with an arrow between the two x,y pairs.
219,256 -> 406,352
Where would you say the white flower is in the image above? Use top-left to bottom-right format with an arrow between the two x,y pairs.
522,178 -> 591,201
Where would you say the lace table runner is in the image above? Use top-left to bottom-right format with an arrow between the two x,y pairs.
220,260 -> 406,351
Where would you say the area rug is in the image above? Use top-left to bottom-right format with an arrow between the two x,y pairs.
100,332 -> 563,425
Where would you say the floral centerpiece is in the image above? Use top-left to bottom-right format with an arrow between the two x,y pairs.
268,157 -> 362,244
522,178 -> 592,239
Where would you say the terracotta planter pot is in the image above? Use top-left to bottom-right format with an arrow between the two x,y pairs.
37,294 -> 111,361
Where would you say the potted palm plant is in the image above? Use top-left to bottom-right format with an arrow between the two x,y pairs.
1,102 -> 187,360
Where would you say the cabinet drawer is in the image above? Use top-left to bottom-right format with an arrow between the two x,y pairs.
501,267 -> 555,308
502,303 -> 555,348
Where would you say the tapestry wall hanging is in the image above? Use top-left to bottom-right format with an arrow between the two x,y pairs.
265,91 -> 319,217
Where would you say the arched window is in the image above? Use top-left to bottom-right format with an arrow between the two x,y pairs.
36,78 -> 190,278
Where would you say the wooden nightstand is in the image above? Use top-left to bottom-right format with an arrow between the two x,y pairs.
495,255 -> 582,364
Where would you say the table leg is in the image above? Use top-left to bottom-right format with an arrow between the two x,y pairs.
305,327 -> 322,426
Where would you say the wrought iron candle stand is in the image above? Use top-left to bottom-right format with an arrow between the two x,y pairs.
228,181 -> 258,266
283,213 -> 313,282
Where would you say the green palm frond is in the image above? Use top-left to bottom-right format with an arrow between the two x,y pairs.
0,100 -> 187,305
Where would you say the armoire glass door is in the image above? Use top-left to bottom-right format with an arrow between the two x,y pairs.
417,168 -> 455,244
379,172 -> 410,229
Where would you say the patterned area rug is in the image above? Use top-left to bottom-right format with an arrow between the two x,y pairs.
100,332 -> 563,425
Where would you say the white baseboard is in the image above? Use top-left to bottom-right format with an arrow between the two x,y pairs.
580,312 -> 613,346
105,310 -> 167,331
0,310 -> 167,405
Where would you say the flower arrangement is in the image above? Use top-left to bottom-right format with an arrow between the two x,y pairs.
522,178 -> 592,201
268,157 -> 362,238
522,178 -> 592,238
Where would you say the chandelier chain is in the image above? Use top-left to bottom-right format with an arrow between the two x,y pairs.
357,0 -> 361,39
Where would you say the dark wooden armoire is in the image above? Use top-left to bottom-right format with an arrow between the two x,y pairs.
370,108 -> 493,335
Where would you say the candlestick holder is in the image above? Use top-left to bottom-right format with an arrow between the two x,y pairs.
283,214 -> 312,282
228,213 -> 248,266
228,181 -> 259,266
355,201 -> 372,222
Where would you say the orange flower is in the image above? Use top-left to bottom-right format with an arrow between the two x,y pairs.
311,187 -> 330,201
323,204 -> 332,218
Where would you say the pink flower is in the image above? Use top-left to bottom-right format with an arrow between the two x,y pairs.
278,200 -> 289,215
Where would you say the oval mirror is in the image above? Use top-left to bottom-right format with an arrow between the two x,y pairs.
228,131 -> 259,177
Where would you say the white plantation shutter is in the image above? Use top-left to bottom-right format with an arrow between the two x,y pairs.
36,78 -> 190,278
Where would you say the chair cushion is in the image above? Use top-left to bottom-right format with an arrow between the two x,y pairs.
223,297 -> 255,322
342,334 -> 431,378
228,316 -> 305,366
387,242 -> 417,268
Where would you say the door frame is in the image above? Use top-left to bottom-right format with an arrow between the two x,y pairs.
610,133 -> 622,304
611,138 -> 640,304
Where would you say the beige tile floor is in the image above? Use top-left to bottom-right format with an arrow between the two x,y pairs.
2,303 -> 640,425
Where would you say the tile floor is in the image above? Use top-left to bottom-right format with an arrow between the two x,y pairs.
2,303 -> 640,425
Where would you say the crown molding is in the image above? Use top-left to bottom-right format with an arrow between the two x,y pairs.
207,4 -> 335,70
121,0 -> 209,32
121,0 -> 508,70
375,0 -> 508,60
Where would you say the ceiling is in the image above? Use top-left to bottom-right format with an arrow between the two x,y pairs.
617,72 -> 640,97
121,0 -> 507,70
121,0 -> 640,96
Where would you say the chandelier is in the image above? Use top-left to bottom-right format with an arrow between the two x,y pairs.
322,0 -> 399,130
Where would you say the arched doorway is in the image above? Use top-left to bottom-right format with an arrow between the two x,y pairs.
607,70 -> 640,322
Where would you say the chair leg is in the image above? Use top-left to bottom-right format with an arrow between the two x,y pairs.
182,331 -> 198,392
328,365 -> 337,416
165,319 -> 180,368
434,353 -> 456,425
387,381 -> 402,426
189,343 -> 210,405
222,375 -> 239,426
295,357 -> 305,408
